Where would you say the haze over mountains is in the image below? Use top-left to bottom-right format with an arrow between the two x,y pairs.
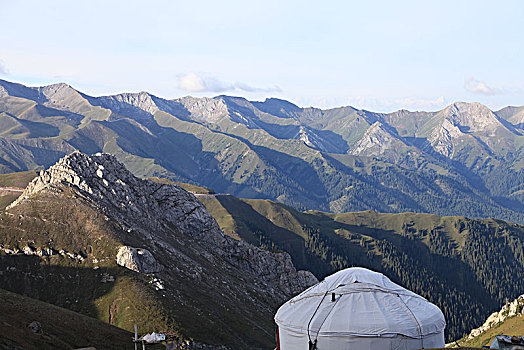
0,79 -> 522,223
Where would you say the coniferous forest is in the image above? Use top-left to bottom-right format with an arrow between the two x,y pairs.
199,194 -> 524,341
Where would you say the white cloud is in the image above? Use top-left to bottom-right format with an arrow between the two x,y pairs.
178,73 -> 281,93
464,77 -> 503,95
393,96 -> 445,110
0,59 -> 9,75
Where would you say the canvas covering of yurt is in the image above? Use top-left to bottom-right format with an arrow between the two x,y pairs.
274,267 -> 446,350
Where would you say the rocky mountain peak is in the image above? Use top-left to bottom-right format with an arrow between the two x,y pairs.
38,82 -> 79,100
350,121 -> 401,156
9,151 -> 220,239
10,151 -> 129,203
427,102 -> 508,157
441,102 -> 500,132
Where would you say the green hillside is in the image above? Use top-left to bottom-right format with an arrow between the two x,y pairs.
197,194 -> 524,342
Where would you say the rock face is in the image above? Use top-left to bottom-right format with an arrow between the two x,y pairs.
9,151 -> 222,242
176,96 -> 229,123
351,121 -> 402,156
9,151 -> 317,303
428,102 -> 512,157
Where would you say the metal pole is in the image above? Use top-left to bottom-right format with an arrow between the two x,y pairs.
134,324 -> 138,350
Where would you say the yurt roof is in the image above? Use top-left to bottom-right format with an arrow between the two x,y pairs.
275,267 -> 445,339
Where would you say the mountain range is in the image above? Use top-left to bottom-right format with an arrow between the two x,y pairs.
0,79 -> 522,223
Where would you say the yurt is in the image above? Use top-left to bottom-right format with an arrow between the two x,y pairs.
275,267 -> 445,350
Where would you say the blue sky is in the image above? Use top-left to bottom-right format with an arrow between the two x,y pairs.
0,0 -> 522,112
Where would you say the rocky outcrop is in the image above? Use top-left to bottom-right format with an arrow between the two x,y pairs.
350,121 -> 401,156
467,294 -> 524,340
96,91 -> 160,116
9,151 -> 221,239
429,118 -> 458,157
9,151 -> 317,299
116,246 -> 162,273
27,321 -> 43,334
176,96 -> 229,123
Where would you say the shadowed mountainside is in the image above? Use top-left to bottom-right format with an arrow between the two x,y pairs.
0,288 -> 142,350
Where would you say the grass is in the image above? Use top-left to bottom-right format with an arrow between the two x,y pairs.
457,314 -> 524,348
0,288 -> 136,350
0,193 -> 19,209
147,176 -> 215,194
0,170 -> 37,188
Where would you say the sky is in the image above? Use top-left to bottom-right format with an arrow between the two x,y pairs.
0,0 -> 523,112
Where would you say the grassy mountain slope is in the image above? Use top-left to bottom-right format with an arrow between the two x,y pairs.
0,288 -> 138,350
0,79 -> 522,223
195,193 -> 524,342
0,186 -> 182,337
459,315 -> 524,348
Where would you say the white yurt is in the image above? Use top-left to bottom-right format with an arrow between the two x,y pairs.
275,267 -> 445,350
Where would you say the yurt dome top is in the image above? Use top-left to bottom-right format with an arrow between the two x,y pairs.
275,267 -> 446,341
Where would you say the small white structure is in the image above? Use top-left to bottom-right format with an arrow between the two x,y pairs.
275,267 -> 446,350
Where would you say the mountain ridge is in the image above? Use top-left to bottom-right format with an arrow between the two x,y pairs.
0,78 -> 522,224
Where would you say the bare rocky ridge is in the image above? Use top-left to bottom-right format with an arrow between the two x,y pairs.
9,151 -> 317,296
